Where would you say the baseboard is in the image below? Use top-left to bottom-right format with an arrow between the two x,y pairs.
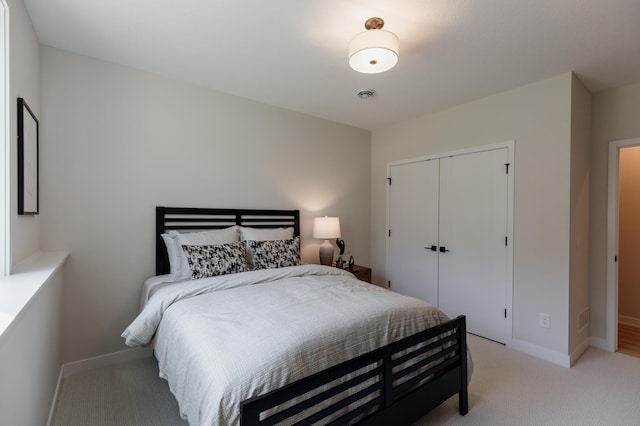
618,315 -> 640,328
510,338 -> 571,368
513,338 -> 598,367
62,347 -> 153,378
568,338 -> 590,366
589,336 -> 608,351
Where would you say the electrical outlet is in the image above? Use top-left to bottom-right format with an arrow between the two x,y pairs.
539,313 -> 550,328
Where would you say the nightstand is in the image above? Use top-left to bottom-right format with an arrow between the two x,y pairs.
344,264 -> 372,283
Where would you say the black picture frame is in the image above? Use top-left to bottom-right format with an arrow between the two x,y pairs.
17,97 -> 39,215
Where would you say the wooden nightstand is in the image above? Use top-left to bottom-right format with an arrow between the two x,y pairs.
344,264 -> 372,283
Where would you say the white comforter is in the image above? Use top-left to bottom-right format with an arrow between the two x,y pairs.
122,265 -> 454,426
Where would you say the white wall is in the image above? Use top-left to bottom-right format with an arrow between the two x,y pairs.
0,267 -> 63,426
0,2 -> 60,425
568,74 -> 591,357
40,46 -> 372,362
371,74 -> 573,357
8,0 -> 40,267
590,82 -> 640,341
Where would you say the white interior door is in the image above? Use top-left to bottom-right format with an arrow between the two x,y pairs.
438,148 -> 509,343
388,160 -> 440,304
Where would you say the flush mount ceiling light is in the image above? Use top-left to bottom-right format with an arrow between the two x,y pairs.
349,17 -> 399,74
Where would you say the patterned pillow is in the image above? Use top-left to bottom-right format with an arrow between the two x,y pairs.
248,237 -> 301,270
181,242 -> 248,279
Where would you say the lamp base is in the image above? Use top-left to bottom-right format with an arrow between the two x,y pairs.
319,240 -> 334,266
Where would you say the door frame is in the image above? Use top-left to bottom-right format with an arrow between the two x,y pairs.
606,137 -> 640,352
386,141 -> 515,346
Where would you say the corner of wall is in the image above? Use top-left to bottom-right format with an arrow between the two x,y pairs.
568,72 -> 592,354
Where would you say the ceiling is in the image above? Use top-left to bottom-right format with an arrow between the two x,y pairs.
23,0 -> 640,131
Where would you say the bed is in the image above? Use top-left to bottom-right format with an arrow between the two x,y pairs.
122,207 -> 470,425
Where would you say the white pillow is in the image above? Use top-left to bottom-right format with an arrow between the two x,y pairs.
239,226 -> 294,241
161,233 -> 181,276
164,226 -> 240,279
239,227 -> 294,268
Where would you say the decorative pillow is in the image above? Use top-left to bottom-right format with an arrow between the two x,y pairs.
239,227 -> 294,268
172,227 -> 240,278
248,237 -> 301,270
181,242 -> 248,280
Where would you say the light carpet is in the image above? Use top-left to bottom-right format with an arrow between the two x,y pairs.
51,355 -> 187,426
51,334 -> 640,425
417,335 -> 640,425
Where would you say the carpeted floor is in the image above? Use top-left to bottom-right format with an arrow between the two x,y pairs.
51,334 -> 640,425
51,356 -> 187,426
416,336 -> 640,425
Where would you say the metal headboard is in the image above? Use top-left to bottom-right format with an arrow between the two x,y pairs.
155,206 -> 300,275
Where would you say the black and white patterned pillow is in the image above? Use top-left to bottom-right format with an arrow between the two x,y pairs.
248,237 -> 300,270
181,242 -> 248,279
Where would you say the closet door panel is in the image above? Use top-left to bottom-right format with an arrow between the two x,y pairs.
388,160 -> 439,304
438,148 -> 509,343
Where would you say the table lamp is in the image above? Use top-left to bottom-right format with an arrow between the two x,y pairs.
313,216 -> 341,266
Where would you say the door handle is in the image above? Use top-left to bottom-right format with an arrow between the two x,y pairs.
439,246 -> 450,253
424,245 -> 438,252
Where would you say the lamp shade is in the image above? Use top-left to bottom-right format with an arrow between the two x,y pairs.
349,29 -> 399,74
313,217 -> 341,239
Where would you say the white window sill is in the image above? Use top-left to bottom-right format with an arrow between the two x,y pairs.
0,251 -> 69,337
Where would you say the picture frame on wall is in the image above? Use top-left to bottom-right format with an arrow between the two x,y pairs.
18,97 -> 39,215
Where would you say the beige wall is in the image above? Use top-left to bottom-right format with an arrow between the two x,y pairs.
8,0 -> 41,267
618,146 -> 640,320
590,82 -> 640,340
568,75 -> 591,355
40,47 -> 372,362
372,74 -> 574,359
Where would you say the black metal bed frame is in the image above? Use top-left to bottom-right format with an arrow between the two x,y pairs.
155,207 -> 468,425
240,316 -> 467,425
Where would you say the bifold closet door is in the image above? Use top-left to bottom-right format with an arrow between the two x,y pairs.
438,148 -> 509,343
387,160 -> 439,304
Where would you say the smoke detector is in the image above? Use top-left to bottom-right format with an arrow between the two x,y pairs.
357,89 -> 375,99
